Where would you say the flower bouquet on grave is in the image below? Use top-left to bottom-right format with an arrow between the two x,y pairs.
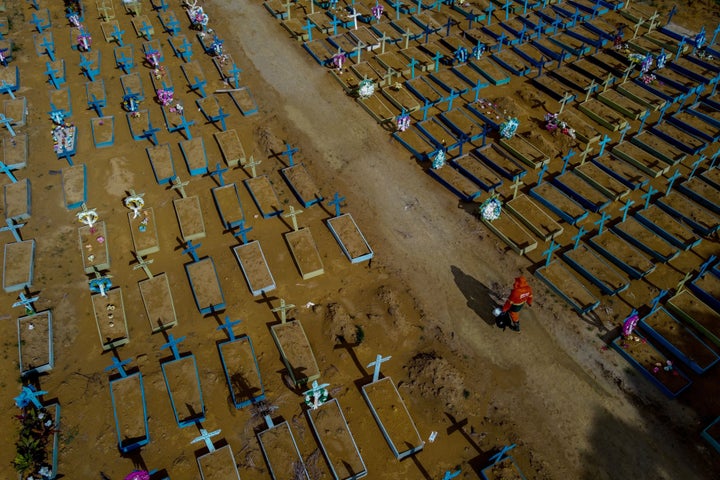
152,65 -> 167,80
332,51 -> 347,72
499,117 -> 519,139
13,388 -> 56,480
146,51 -> 161,68
169,101 -> 185,116
125,471 -> 151,480
186,1 -> 210,31
371,2 -> 383,21
157,88 -> 174,106
357,78 -> 375,99
396,111 -> 411,132
77,30 -> 92,52
210,35 -> 224,56
51,122 -> 77,154
479,195 -> 502,222
123,94 -> 141,113
431,148 -> 446,169
640,73 -> 656,85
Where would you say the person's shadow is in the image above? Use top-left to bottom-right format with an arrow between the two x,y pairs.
451,265 -> 499,327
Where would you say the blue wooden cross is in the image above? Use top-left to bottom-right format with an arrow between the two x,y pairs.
552,15 -> 563,34
537,162 -> 549,185
48,103 -> 65,124
572,225 -> 587,249
711,22 -> 720,46
408,57 -> 419,79
176,115 -> 195,140
422,23 -> 433,44
665,168 -> 681,195
30,11 -> 50,33
675,36 -> 685,61
620,198 -> 634,222
160,333 -> 187,360
649,289 -> 668,313
140,21 -> 154,40
465,9 -> 478,29
594,211 -> 611,235
331,15 -> 342,36
367,353 -> 392,382
88,93 -> 105,116
442,470 -> 461,480
571,7 -> 581,28
395,0 -> 401,20
560,148 -> 575,174
637,108 -> 651,134
303,18 -> 315,41
480,122 -> 489,146
39,35 -> 56,61
14,385 -> 48,410
0,113 -> 16,137
217,316 -> 242,342
518,24 -> 529,44
89,275 -> 112,296
618,123 -> 631,144
165,16 -> 181,36
543,239 -> 560,266
597,134 -> 612,156
152,0 -> 169,12
281,143 -> 299,166
689,154 -> 705,179
710,148 -> 720,169
215,106 -> 230,131
472,78 -> 489,102
177,37 -> 193,62
105,356 -> 133,378
189,76 -> 207,97
44,62 -> 64,89
445,17 -> 454,36
489,444 -> 517,464
328,192 -> 346,217
110,24 -> 125,46
191,427 -> 221,453
677,91 -> 691,111
27,0 -> 40,10
692,84 -> 706,107
446,89 -> 459,111
13,292 -> 39,314
141,124 -> 161,145
710,72 -> 720,97
486,2 -> 495,25
115,50 -> 134,73
502,0 -> 512,20
641,184 -> 657,209
0,218 -> 24,254
433,51 -> 443,72
666,4 -> 677,25
496,31 -> 507,52
228,63 -> 242,89
0,160 -> 18,182
182,240 -> 202,262
535,18 -> 545,39
457,132 -> 471,156
232,220 -> 252,244
697,255 -> 718,278
420,99 -> 433,121
209,162 -> 228,186
79,55 -> 99,82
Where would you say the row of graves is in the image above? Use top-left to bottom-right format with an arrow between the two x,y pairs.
259,0 -> 720,460
0,1 -> 453,480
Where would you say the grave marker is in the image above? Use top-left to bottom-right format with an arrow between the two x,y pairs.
14,385 -> 47,410
561,148 -> 575,174
572,225 -> 587,249
665,169 -> 681,195
13,292 -> 39,314
303,380 -> 331,409
649,289 -> 668,314
328,192 -> 345,217
191,427 -> 222,453
642,184 -> 658,209
133,252 -> 154,279
271,298 -> 295,323
597,134 -> 612,156
543,239 -> 560,266
283,205 -> 303,232
367,353 -> 392,382
594,211 -> 611,235
620,198 -> 635,222
171,175 -> 189,198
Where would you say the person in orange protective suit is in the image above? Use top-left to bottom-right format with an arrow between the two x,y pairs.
500,276 -> 533,332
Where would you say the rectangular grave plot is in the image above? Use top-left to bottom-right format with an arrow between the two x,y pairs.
690,267 -> 720,312
4,178 -> 31,221
482,213 -> 538,256
307,398 -> 367,480
427,165 -> 483,202
616,81 -> 666,111
162,356 -> 205,427
535,261 -> 600,314
180,137 -> 209,176
258,421 -> 309,480
650,122 -> 707,156
229,88 -> 258,116
271,320 -> 320,386
281,164 -> 323,207
139,272 -> 178,332
3,240 -> 35,293
128,207 -> 160,256
197,444 -> 241,480
121,72 -> 144,100
611,143 -> 669,178
62,164 -> 87,209
630,131 -> 686,167
132,15 -> 154,38
285,228 -> 324,279
218,335 -> 265,408
92,288 -> 129,350
639,308 -> 720,374
214,129 -> 245,167
109,372 -> 149,453
146,143 -> 176,184
506,195 -> 563,241
657,192 -> 720,237
327,213 -> 373,263
592,154 -> 649,191
91,116 -> 115,147
635,206 -> 701,251
598,89 -> 648,120
362,377 -> 423,460
552,173 -> 612,213
5,96 -> 27,127
79,221 -> 110,273
611,332 -> 692,398
578,98 -> 628,132
573,162 -> 631,201
127,109 -> 151,141
4,133 -> 28,169
233,241 -> 276,295
702,417 -> 720,453
212,53 -> 237,80
174,196 -> 206,241
499,135 -> 550,169
185,257 -> 225,315
18,310 -> 53,376
558,108 -> 601,145
676,177 -> 720,216
667,290 -> 720,348
244,175 -> 283,218
562,244 -> 630,296
212,184 -> 245,229
588,231 -> 656,279
611,217 -> 680,263
474,144 -> 527,181
529,182 -> 589,225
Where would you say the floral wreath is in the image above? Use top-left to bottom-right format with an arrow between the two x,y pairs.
479,195 -> 502,221
305,388 -> 328,409
77,209 -> 99,226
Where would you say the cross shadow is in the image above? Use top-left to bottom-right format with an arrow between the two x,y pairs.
256,291 -> 278,309
122,449 -> 148,472
450,265 -> 498,327
407,453 -> 433,480
334,336 -> 366,377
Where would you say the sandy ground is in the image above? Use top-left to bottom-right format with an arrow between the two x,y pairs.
0,0 -> 719,479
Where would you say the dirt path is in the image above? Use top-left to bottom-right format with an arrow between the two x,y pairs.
206,1 -> 718,478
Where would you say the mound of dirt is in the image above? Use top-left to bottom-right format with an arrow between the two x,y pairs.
324,302 -> 363,344
402,351 -> 467,412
